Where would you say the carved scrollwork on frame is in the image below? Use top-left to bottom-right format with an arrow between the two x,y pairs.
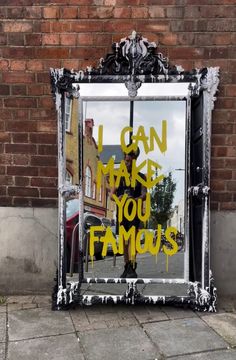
97,30 -> 170,76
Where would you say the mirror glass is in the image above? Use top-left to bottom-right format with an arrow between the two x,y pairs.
65,83 -> 189,295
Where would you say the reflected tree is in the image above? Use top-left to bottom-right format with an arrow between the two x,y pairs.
150,172 -> 176,229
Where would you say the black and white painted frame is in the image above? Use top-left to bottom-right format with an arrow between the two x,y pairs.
50,31 -> 219,311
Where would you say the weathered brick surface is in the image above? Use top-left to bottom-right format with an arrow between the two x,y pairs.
0,2 -> 235,210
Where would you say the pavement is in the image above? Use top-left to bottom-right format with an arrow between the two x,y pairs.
0,294 -> 236,360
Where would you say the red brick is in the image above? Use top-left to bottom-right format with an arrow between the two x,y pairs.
212,123 -> 234,134
30,109 -> 55,120
12,154 -> 30,166
37,121 -> 57,133
0,154 -> 12,165
210,180 -> 225,191
114,7 -> 132,19
12,109 -> 30,120
39,167 -> 57,177
31,155 -> 57,167
43,7 -> 60,19
10,60 -> 26,71
38,144 -> 57,156
11,133 -> 28,143
11,85 -> 27,96
77,33 -> 94,46
24,6 -> 42,19
42,34 -> 60,46
212,146 -> 227,157
62,60 -> 80,69
0,122 -> 5,131
61,7 -> 78,19
211,169 -> 232,180
40,188 -> 58,197
31,177 -> 57,187
148,6 -> 165,18
36,72 -> 51,83
93,33 -> 112,46
211,192 -> 232,202
25,34 -> 42,46
31,198 -> 57,207
27,60 -> 43,71
7,7 -> 24,19
27,84 -> 44,96
15,176 -> 30,186
30,133 -> 57,144
159,33 -> 178,45
227,147 -> 236,157
71,21 -> 106,32
227,135 -> 236,146
0,60 -> 9,71
5,144 -> 37,155
51,22 -> 71,33
60,34 -> 77,46
225,86 -> 236,97
8,33 -> 24,46
3,21 -> 33,32
132,7 -> 149,18
0,197 -> 12,206
136,20 -> 170,33
0,132 -> 10,142
0,167 -> 6,175
0,85 -> 10,95
35,47 -> 70,59
225,159 -> 236,169
169,47 -> 204,60
13,197 -> 32,206
4,98 -> 37,108
0,34 -> 7,45
0,186 -> 6,196
7,166 -> 38,176
37,97 -> 54,109
0,175 -> 14,185
3,72 -> 35,84
220,202 -> 236,211
2,47 -> 35,59
8,186 -> 39,197
70,47 -> 105,59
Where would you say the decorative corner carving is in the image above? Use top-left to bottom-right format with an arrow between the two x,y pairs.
188,279 -> 217,312
201,67 -> 220,110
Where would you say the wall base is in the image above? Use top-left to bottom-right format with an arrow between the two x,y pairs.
0,207 -> 57,295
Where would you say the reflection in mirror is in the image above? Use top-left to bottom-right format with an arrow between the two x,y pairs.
64,95 -> 80,275
64,96 -> 187,285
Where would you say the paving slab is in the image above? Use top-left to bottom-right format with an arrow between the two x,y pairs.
8,307 -> 74,341
162,306 -> 197,319
79,325 -> 160,360
71,306 -> 138,332
143,317 -> 228,357
0,343 -> 5,360
0,313 -> 6,343
132,305 -> 168,323
0,304 -> 6,314
171,349 -> 236,360
8,334 -> 84,360
202,313 -> 236,347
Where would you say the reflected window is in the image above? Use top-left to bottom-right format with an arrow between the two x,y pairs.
65,170 -> 73,185
85,166 -> 92,197
93,182 -> 96,199
65,96 -> 72,132
99,187 -> 102,202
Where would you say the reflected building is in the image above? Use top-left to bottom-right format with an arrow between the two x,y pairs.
65,97 -> 79,185
167,199 -> 184,234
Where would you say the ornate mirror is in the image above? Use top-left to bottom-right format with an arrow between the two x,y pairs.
50,32 -> 219,311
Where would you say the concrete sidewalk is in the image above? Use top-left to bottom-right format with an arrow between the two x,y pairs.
0,296 -> 236,360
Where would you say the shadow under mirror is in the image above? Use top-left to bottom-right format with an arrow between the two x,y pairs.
65,93 -> 187,287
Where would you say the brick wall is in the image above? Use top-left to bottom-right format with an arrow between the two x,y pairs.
0,1 -> 236,210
